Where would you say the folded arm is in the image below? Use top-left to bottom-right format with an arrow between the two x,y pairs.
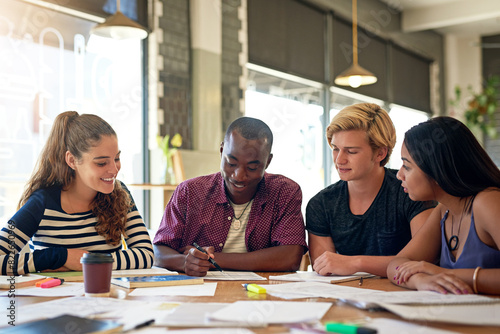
309,233 -> 391,277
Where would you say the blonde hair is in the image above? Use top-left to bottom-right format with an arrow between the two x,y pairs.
19,111 -> 130,245
326,103 -> 396,166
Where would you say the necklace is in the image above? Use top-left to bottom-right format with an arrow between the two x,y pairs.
232,200 -> 252,230
447,211 -> 464,251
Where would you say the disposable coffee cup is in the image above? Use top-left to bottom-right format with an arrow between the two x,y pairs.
80,253 -> 114,297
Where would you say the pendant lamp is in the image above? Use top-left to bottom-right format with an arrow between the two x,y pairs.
334,0 -> 377,88
90,0 -> 148,40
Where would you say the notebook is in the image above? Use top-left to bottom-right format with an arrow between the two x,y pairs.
111,274 -> 204,288
37,267 -> 177,282
0,274 -> 46,289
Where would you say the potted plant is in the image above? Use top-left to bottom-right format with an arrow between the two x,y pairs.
449,75 -> 500,139
157,133 -> 182,184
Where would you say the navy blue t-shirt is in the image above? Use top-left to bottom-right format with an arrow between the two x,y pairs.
306,168 -> 436,256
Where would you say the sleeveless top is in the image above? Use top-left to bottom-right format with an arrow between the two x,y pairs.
440,210 -> 500,269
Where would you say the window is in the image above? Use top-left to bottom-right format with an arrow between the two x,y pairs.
0,0 -> 145,222
245,66 -> 325,212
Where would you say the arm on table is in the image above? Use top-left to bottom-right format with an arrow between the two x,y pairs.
115,209 -> 154,270
153,244 -> 213,277
309,233 -> 392,277
213,244 -> 304,272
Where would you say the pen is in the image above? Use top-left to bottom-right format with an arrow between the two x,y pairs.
359,277 -> 363,286
244,283 -> 266,294
133,319 -> 154,330
192,242 -> 223,272
325,322 -> 377,334
40,278 -> 64,288
124,319 -> 155,332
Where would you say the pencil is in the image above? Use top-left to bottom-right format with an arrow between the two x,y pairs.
192,242 -> 224,272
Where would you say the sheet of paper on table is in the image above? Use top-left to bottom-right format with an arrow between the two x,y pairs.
0,282 -> 84,297
208,301 -> 332,325
1,296 -> 142,327
379,302 -> 500,326
128,282 -> 217,296
156,302 -> 264,328
264,281 -> 499,307
203,271 -> 266,280
269,271 -> 374,284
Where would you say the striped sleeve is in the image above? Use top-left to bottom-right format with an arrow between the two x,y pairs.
0,190 -> 67,275
112,207 -> 153,270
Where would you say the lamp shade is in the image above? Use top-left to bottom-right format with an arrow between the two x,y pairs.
334,63 -> 377,88
91,10 -> 148,40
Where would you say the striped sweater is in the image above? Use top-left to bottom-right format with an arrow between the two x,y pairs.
0,183 -> 153,275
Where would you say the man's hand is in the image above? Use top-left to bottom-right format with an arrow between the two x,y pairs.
180,246 -> 214,277
313,251 -> 357,276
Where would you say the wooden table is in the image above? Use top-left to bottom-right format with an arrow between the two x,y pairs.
3,272 -> 499,333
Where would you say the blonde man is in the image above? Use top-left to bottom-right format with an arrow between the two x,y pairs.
306,103 -> 435,277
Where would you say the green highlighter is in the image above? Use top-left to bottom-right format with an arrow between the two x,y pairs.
325,322 -> 377,334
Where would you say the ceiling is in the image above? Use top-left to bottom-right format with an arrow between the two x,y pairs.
380,0 -> 500,37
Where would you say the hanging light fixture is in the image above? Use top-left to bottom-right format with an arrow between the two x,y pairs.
90,0 -> 148,40
334,0 -> 377,88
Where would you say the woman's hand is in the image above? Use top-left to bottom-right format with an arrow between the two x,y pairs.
410,272 -> 473,294
394,260 -> 444,285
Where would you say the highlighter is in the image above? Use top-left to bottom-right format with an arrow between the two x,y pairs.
40,278 -> 64,288
36,277 -> 56,287
325,322 -> 377,334
244,283 -> 266,294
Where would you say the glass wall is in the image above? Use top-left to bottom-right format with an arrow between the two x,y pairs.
0,0 -> 145,223
245,67 -> 325,212
245,67 -> 430,212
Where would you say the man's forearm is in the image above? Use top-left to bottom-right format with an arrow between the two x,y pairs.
153,244 -> 186,272
354,255 -> 394,277
215,245 -> 304,272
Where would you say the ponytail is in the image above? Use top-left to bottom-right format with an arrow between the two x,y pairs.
18,111 -> 79,208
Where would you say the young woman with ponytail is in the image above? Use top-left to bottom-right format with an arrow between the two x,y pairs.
0,111 -> 153,275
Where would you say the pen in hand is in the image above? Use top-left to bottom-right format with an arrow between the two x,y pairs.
192,242 -> 223,272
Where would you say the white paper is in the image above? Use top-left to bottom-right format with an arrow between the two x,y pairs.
264,281 -> 364,299
0,282 -> 85,297
208,301 -> 332,325
340,290 -> 498,309
287,318 -> 459,334
358,318 -> 458,334
270,271 -> 374,284
164,329 -> 256,334
129,282 -> 217,296
157,302 -> 263,327
203,271 -> 266,280
264,281 -> 500,308
4,296 -> 142,326
379,302 -> 500,326
112,267 -> 178,277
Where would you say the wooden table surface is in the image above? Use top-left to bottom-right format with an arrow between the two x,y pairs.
3,272 -> 500,333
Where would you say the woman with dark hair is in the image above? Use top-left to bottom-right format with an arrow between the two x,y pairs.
0,111 -> 153,275
387,116 -> 500,295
